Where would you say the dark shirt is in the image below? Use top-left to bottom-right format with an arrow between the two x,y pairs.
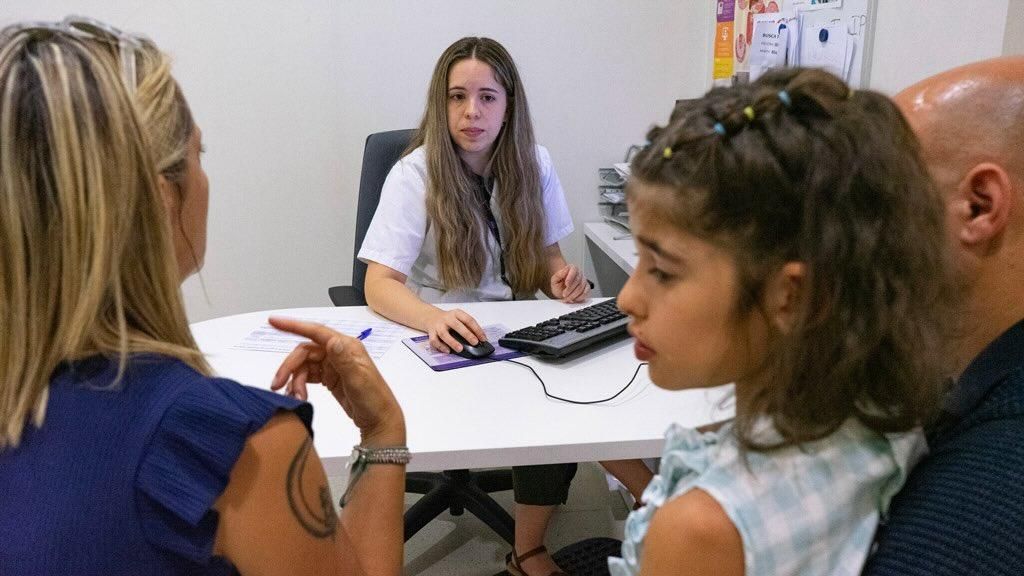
863,319 -> 1024,575
0,355 -> 311,575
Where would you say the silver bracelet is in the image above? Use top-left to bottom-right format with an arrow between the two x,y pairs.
338,445 -> 410,508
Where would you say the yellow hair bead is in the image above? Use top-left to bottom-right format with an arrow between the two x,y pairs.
663,147 -> 673,159
743,106 -> 756,121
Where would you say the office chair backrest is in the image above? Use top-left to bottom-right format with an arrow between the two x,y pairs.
351,129 -> 416,294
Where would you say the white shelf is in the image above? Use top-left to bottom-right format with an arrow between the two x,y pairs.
584,221 -> 637,274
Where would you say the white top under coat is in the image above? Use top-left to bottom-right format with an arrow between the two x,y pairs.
358,144 -> 574,303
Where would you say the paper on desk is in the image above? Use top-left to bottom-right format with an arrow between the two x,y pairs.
231,317 -> 404,358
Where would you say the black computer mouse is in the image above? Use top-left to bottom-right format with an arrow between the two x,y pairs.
447,329 -> 495,359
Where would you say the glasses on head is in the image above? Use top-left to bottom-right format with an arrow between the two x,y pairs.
1,16 -> 144,96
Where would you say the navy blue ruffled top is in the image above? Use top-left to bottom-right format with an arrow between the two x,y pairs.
0,354 -> 312,575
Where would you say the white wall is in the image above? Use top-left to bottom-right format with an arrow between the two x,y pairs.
1005,0 -> 1024,55
4,1 -> 1013,322
2,1 -> 711,322
870,0 -> 1010,93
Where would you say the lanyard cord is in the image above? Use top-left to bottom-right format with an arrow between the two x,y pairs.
474,174 -> 516,300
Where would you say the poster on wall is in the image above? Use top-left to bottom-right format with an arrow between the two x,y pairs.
713,0 -> 736,85
749,10 -> 799,81
713,0 -> 875,87
789,0 -> 843,11
733,0 -> 783,82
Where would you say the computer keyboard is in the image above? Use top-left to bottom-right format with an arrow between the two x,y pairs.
498,299 -> 631,357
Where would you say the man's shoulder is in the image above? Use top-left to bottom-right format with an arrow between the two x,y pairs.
942,366 -> 1024,444
929,367 -> 1024,464
863,369 -> 1024,575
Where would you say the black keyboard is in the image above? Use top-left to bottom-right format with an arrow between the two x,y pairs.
498,299 -> 631,357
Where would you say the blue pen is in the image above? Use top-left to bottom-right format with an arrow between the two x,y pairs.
357,328 -> 372,341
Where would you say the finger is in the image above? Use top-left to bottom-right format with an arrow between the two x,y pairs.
551,266 -> 569,284
439,322 -> 465,352
289,367 -> 309,401
308,364 -> 323,384
428,330 -> 450,354
564,265 -> 578,288
269,316 -> 346,349
453,310 -> 485,343
323,336 -> 376,374
564,281 -> 587,303
456,309 -> 487,340
272,343 -> 315,390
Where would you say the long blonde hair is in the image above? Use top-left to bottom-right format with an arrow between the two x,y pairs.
0,23 -> 207,449
409,37 -> 548,295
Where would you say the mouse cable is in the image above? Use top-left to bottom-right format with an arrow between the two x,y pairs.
503,359 -> 648,405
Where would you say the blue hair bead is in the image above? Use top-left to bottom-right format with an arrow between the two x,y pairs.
778,90 -> 792,108
713,122 -> 727,136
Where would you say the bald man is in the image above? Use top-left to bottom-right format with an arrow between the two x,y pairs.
862,57 -> 1024,575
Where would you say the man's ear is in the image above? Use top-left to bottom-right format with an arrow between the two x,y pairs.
765,262 -> 806,334
955,162 -> 1012,247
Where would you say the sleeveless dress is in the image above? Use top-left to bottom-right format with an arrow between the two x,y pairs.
609,419 -> 925,576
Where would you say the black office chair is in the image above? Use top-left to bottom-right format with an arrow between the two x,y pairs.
329,129 -> 416,307
329,130 -> 516,544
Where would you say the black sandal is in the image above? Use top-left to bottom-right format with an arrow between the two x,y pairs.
505,545 -> 569,576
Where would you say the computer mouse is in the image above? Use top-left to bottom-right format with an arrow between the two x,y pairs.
447,329 -> 495,359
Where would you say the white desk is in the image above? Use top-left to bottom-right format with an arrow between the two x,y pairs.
583,222 -> 637,296
191,299 -> 732,477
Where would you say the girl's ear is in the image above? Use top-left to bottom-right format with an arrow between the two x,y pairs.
764,262 -> 806,334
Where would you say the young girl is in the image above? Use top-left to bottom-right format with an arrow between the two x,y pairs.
607,68 -> 952,575
358,37 -> 651,576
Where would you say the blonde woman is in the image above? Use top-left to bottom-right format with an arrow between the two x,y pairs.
353,37 -> 651,576
0,19 -> 406,576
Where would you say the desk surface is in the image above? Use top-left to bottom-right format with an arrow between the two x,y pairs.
584,222 -> 637,274
191,299 -> 732,476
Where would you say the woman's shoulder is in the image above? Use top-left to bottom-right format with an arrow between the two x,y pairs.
384,145 -> 429,191
75,354 -> 313,447
133,355 -> 312,563
533,143 -> 552,164
142,355 -> 311,431
395,145 -> 428,171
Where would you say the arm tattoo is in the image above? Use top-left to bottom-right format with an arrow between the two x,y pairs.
286,437 -> 339,539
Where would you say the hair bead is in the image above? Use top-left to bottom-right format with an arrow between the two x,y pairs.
743,106 -> 756,122
662,147 -> 673,159
713,122 -> 727,136
777,90 -> 792,108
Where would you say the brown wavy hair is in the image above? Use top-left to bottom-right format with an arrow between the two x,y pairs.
631,68 -> 954,450
407,37 -> 547,295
